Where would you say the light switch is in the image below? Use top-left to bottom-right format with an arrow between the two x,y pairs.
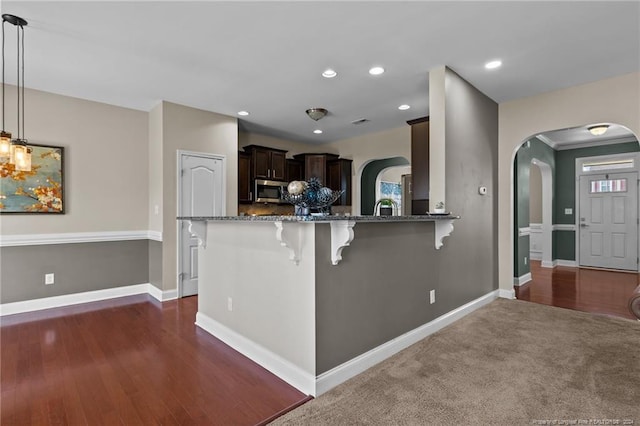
565,208 -> 572,215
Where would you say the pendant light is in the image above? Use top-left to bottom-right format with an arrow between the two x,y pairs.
0,17 -> 12,159
2,14 -> 31,172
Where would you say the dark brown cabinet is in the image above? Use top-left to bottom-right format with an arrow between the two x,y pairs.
244,145 -> 287,181
294,153 -> 339,185
407,117 -> 429,214
238,151 -> 252,203
327,159 -> 352,206
286,159 -> 304,182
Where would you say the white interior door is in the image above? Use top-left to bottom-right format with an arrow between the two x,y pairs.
579,172 -> 637,270
180,153 -> 224,297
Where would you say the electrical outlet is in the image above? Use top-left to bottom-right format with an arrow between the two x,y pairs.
45,273 -> 55,285
429,289 -> 436,304
227,297 -> 233,311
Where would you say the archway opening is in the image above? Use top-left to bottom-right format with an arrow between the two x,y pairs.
360,157 -> 409,215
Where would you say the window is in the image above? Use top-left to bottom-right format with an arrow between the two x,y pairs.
582,159 -> 634,172
589,179 -> 627,193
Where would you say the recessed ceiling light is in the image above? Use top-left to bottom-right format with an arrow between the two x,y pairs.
484,60 -> 502,70
322,69 -> 337,78
369,66 -> 385,75
398,104 -> 411,110
313,129 -> 323,134
238,111 -> 249,116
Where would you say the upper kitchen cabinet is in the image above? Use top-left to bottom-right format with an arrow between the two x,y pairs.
238,151 -> 252,203
244,145 -> 287,181
327,159 -> 352,206
407,117 -> 429,215
294,153 -> 339,185
286,158 -> 304,182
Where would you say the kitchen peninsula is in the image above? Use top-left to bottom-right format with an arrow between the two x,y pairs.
178,214 -> 491,397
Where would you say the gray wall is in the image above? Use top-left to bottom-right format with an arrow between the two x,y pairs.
148,239 -> 163,291
314,67 -> 499,374
315,222 -> 441,373
439,67 -> 498,300
0,240 -> 152,304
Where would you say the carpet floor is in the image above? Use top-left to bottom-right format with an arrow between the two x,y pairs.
272,299 -> 640,425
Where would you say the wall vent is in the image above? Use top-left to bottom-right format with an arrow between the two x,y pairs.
351,118 -> 370,125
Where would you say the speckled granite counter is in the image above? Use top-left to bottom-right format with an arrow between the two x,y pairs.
178,214 -> 459,256
178,214 -> 459,222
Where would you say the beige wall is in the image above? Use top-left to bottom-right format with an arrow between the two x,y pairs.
529,164 -> 542,224
0,86 -> 148,235
159,101 -> 238,291
325,126 -> 411,214
148,103 -> 163,233
498,72 -> 640,291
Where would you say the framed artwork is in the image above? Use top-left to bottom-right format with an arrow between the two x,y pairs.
0,143 -> 64,214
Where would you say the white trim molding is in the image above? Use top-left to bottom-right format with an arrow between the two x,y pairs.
0,283 -> 178,316
195,312 -> 316,396
0,230 -> 163,247
513,272 -> 532,286
316,290 -> 500,395
518,227 -> 531,237
499,288 -> 516,299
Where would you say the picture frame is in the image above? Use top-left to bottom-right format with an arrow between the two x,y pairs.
0,143 -> 65,214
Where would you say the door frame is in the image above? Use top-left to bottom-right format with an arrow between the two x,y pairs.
575,152 -> 639,271
531,158 -> 554,268
176,149 -> 227,297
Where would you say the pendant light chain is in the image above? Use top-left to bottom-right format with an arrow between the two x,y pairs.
2,20 -> 5,132
20,24 -> 24,141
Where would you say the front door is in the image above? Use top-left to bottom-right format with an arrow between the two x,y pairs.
578,172 -> 638,270
179,153 -> 224,297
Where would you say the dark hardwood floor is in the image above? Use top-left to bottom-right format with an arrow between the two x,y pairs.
0,295 -> 311,425
515,260 -> 639,320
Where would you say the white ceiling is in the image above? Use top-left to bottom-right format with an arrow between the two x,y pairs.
538,124 -> 637,150
3,1 -> 639,144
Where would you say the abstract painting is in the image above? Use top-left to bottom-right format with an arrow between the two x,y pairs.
0,144 -> 64,213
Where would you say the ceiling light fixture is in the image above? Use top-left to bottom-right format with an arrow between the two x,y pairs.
369,66 -> 385,76
238,111 -> 249,116
588,124 -> 609,136
322,69 -> 337,78
485,60 -> 502,70
313,129 -> 323,134
2,14 -> 31,172
306,108 -> 327,121
398,104 -> 410,110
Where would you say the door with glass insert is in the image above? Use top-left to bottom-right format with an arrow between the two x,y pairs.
579,172 -> 638,270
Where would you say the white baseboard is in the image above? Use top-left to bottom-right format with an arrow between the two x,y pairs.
513,272 -> 532,286
0,283 -> 150,316
529,251 -> 542,261
541,260 -> 554,268
195,312 -> 316,396
147,285 -> 178,302
0,283 -> 179,316
499,288 -> 516,299
315,289 -> 500,396
555,259 -> 577,267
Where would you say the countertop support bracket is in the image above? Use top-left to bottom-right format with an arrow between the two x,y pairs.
330,221 -> 356,265
188,221 -> 207,248
274,221 -> 302,265
435,219 -> 455,250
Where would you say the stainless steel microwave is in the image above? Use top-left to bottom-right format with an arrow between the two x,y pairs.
255,179 -> 287,204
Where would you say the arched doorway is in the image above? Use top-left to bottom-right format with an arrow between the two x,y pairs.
360,157 -> 409,215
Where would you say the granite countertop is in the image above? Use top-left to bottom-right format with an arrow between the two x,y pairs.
177,214 -> 459,222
